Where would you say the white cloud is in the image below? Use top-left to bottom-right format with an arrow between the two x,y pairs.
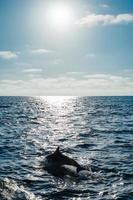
52,59 -> 64,65
101,4 -> 110,8
15,62 -> 32,67
66,72 -> 85,76
0,73 -> 133,96
76,13 -> 133,27
85,53 -> 96,58
23,68 -> 43,73
30,49 -> 52,55
0,51 -> 18,59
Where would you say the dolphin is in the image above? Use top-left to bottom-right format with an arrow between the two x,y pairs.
44,147 -> 85,176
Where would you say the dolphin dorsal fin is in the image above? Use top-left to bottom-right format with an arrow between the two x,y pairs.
54,147 -> 60,155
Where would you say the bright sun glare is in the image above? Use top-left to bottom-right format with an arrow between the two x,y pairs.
46,4 -> 74,31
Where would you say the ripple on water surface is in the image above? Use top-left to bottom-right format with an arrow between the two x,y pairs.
0,96 -> 133,200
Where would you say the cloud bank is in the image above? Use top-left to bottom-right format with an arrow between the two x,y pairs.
0,73 -> 132,96
76,13 -> 133,27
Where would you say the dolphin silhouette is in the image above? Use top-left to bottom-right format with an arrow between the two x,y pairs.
44,147 -> 85,176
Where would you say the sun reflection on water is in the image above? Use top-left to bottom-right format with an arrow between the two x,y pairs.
41,96 -> 76,107
36,96 -> 78,149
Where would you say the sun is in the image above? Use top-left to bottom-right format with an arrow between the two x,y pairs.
46,3 -> 74,31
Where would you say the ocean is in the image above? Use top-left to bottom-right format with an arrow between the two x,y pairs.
0,96 -> 133,200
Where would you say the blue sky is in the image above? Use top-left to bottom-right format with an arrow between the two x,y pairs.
0,0 -> 133,95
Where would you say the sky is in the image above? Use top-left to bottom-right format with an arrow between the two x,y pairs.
0,0 -> 133,95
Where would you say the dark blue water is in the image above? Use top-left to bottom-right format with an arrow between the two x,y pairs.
0,96 -> 133,200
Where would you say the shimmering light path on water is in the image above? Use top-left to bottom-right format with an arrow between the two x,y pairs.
0,96 -> 133,200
